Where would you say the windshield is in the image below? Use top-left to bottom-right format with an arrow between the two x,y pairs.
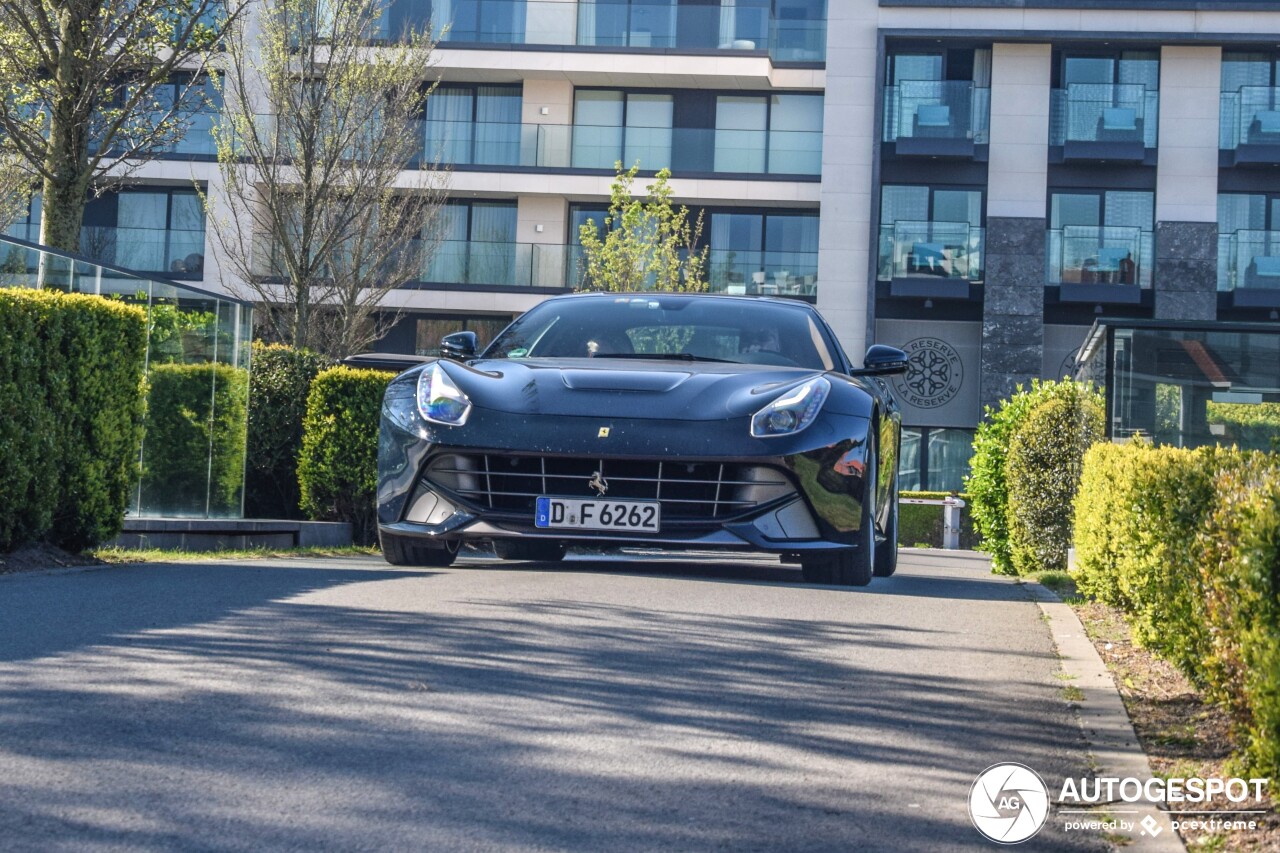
483,295 -> 839,371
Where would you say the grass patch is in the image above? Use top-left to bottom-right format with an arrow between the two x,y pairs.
1062,684 -> 1085,703
91,545 -> 380,564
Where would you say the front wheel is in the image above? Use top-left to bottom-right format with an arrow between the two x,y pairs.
801,434 -> 876,587
380,531 -> 459,567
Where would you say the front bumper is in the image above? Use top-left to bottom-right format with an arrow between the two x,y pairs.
378,411 -> 875,555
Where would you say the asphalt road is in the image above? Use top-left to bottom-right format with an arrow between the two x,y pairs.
0,549 -> 1104,852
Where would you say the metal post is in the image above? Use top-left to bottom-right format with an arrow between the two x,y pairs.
942,497 -> 966,550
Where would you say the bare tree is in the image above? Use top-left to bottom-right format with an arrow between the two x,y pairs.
209,0 -> 446,358
0,0 -> 240,253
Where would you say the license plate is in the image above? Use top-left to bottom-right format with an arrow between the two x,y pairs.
534,497 -> 661,532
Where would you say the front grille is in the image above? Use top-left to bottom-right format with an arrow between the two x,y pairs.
424,453 -> 795,523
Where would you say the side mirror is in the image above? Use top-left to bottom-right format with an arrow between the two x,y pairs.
440,331 -> 478,361
852,344 -> 908,376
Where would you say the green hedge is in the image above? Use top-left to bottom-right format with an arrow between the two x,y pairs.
1006,392 -> 1104,574
245,343 -> 335,519
897,491 -> 981,549
1073,442 -> 1280,776
298,366 -> 390,544
139,363 -> 249,516
0,290 -> 147,552
967,379 -> 1103,575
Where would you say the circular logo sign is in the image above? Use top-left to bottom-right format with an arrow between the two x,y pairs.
969,763 -> 1050,845
891,337 -> 964,410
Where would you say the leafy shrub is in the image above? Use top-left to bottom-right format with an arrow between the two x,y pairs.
1072,442 -> 1280,775
245,343 -> 334,518
0,290 -> 146,552
139,363 -> 250,516
897,491 -> 981,549
298,367 -> 390,544
967,379 -> 1103,575
1200,455 -> 1280,777
1006,392 -> 1103,574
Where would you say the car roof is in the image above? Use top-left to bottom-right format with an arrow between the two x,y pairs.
543,291 -> 818,311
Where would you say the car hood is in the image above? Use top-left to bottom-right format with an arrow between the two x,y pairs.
443,357 -> 828,421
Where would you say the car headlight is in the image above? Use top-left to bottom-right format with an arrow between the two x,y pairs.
750,376 -> 830,438
383,376 -> 421,434
417,362 -> 473,426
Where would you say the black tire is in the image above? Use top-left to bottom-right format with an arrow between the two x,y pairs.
493,539 -> 567,562
380,531 -> 459,567
874,479 -> 899,578
801,433 -> 876,587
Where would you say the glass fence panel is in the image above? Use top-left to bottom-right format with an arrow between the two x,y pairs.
706,248 -> 817,295
0,234 -> 251,519
1047,225 -> 1149,287
1222,86 -> 1280,150
883,81 -> 989,144
878,221 -> 985,282
1052,83 -> 1158,148
1225,230 -> 1280,291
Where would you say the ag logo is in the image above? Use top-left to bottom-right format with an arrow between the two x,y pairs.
969,763 -> 1050,844
891,337 -> 963,409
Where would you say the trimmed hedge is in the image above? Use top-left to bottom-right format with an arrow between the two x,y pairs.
898,491 -> 981,549
245,343 -> 335,519
298,366 -> 391,544
139,363 -> 249,516
967,379 -> 1104,575
1006,393 -> 1104,574
1073,442 -> 1280,776
0,290 -> 147,552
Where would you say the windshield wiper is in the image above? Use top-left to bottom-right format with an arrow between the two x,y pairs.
595,352 -> 736,363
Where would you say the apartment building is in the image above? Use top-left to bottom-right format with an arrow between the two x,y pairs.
11,0 -> 1280,490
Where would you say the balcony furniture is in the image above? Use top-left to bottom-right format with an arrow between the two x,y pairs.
731,39 -> 756,49
1063,107 -> 1146,162
1249,110 -> 1280,141
906,242 -> 952,277
773,270 -> 790,289
751,271 -> 766,287
726,283 -> 746,295
759,283 -> 779,295
896,102 -> 976,158
914,105 -> 952,135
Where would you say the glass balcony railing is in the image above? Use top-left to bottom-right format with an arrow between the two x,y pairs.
877,221 -> 984,283
1047,225 -> 1151,288
420,239 -> 570,287
1219,86 -> 1280,150
882,81 -> 990,146
79,226 -> 208,278
371,0 -> 825,60
1220,230 -> 1280,291
1050,83 -> 1159,149
419,120 -> 822,176
706,248 -> 817,295
0,234 -> 252,519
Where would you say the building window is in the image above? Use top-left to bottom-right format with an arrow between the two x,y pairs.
425,83 -> 522,166
899,427 -> 974,493
423,200 -> 519,285
878,184 -> 985,283
415,314 -> 513,357
1051,50 -> 1159,149
1218,193 -> 1280,292
883,46 -> 991,147
1047,190 -> 1153,288
1221,50 -> 1280,151
569,203 -> 819,295
67,188 -> 207,277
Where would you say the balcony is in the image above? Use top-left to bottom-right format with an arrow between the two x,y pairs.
420,119 -> 822,176
706,248 -> 817,296
421,239 -> 570,288
882,81 -> 990,159
1220,87 -> 1280,167
380,0 -> 825,62
878,221 -> 984,298
1050,83 -> 1158,162
1220,230 -> 1280,308
1047,225 -> 1150,303
79,226 -> 207,278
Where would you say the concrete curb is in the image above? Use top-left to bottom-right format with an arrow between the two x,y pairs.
1023,580 -> 1185,851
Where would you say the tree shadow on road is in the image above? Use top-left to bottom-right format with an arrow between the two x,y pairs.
0,560 -> 1097,852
